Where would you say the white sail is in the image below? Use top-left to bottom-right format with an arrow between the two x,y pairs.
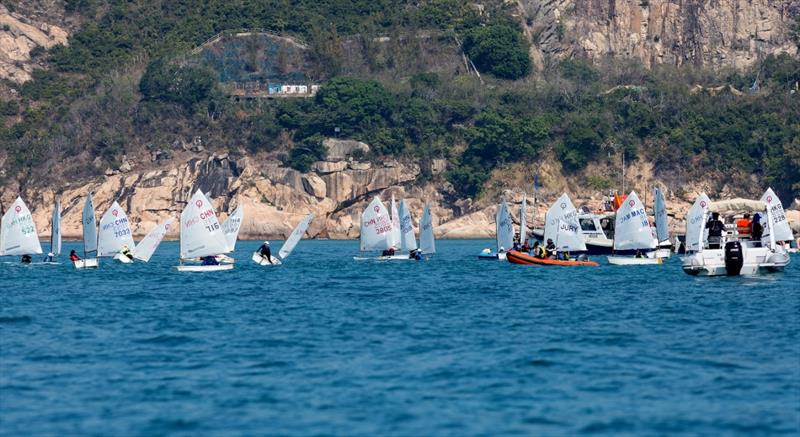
555,218 -> 587,251
398,199 -> 417,252
360,197 -> 393,251
278,213 -> 314,260
496,200 -> 514,251
654,187 -> 669,243
133,219 -> 174,262
51,198 -> 62,255
180,190 -> 229,259
389,195 -> 401,248
519,195 -> 527,245
613,191 -> 657,251
82,193 -> 98,255
685,193 -> 711,252
760,188 -> 793,243
419,204 -> 435,254
0,197 -> 42,256
221,205 -> 244,252
97,201 -> 136,256
544,193 -> 581,248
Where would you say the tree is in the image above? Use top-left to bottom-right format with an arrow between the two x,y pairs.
139,59 -> 218,112
463,24 -> 531,80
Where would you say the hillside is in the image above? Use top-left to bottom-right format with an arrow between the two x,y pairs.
1,0 -> 799,238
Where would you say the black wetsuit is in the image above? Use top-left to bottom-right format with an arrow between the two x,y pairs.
258,244 -> 272,264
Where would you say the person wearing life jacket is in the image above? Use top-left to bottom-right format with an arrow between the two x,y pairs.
545,239 -> 556,259
512,241 -> 521,252
736,213 -> 752,239
258,241 -> 272,264
201,255 -> 219,266
43,252 -> 55,263
521,240 -> 530,253
634,249 -> 645,259
120,244 -> 133,260
69,250 -> 81,262
21,254 -> 32,264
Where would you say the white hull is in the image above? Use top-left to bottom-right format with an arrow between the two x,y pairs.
176,264 -> 234,272
113,253 -> 134,263
73,258 -> 99,269
654,248 -> 672,259
353,254 -> 416,261
252,252 -> 283,266
608,256 -> 662,265
682,246 -> 790,276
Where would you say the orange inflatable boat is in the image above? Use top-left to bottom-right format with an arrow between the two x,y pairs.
506,250 -> 600,267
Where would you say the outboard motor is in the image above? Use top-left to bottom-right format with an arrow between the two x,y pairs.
724,241 -> 744,276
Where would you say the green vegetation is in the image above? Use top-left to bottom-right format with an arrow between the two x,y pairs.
463,24 -> 531,80
2,0 -> 799,203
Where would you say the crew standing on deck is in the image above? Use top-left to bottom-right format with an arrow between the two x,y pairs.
736,213 -> 752,239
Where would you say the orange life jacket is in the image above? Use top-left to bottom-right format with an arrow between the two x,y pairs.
736,219 -> 751,237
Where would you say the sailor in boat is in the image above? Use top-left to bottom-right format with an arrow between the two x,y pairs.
531,241 -> 542,258
21,254 -> 32,264
521,239 -> 530,253
409,249 -> 422,260
545,239 -> 556,259
201,256 -> 220,266
512,240 -> 521,252
381,246 -> 396,257
736,213 -> 752,239
120,245 -> 134,260
257,241 -> 272,264
44,252 -> 55,263
634,250 -> 645,259
69,250 -> 80,262
557,250 -> 571,261
705,212 -> 725,249
750,213 -> 764,245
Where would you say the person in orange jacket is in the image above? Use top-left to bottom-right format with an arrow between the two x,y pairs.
736,213 -> 752,239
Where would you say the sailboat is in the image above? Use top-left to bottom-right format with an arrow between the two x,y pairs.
388,195 -> 401,250
419,203 -> 436,256
176,190 -> 232,272
354,196 -> 394,260
74,193 -> 99,269
217,205 -> 244,264
0,197 -> 43,260
44,197 -> 61,264
607,191 -> 661,265
252,213 -> 314,266
125,219 -> 174,263
681,189 -> 790,276
519,194 -> 528,246
508,193 -> 598,266
478,199 -> 513,260
653,187 -> 671,258
98,201 -> 135,261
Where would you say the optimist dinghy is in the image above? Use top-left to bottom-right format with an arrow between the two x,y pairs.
252,213 -> 314,266
42,198 -> 62,264
0,197 -> 43,261
607,191 -> 661,265
355,196 -> 399,260
176,190 -> 233,272
478,199 -> 513,260
653,187 -> 672,258
74,193 -> 99,269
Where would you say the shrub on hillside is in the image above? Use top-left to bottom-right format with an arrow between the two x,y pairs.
463,24 -> 531,80
139,59 -> 218,112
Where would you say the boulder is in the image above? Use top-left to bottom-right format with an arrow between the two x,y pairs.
322,138 -> 369,161
348,161 -> 372,171
302,174 -> 327,199
313,161 -> 347,174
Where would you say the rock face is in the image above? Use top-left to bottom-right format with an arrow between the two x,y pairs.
520,0 -> 798,70
0,4 -> 69,84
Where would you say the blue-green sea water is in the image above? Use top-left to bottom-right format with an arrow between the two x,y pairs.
1,240 -> 798,435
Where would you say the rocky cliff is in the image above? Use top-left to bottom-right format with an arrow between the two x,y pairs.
520,0 -> 799,70
0,2 -> 69,86
6,138 -> 797,241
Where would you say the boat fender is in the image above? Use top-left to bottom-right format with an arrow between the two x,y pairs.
724,241 -> 743,276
